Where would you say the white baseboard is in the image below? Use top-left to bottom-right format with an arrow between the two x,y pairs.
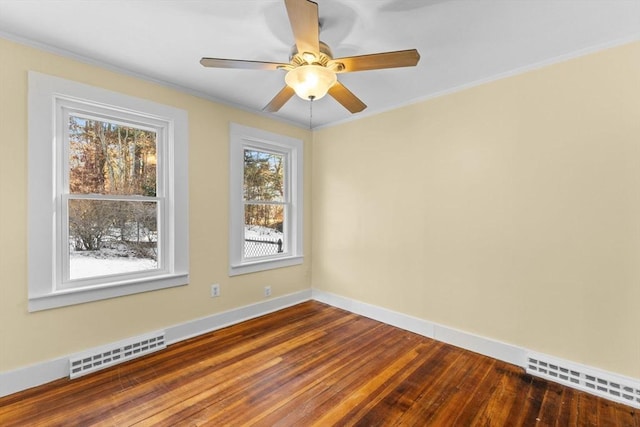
433,323 -> 526,367
165,289 -> 312,345
312,289 -> 525,367
0,357 -> 69,398
0,289 -> 312,398
312,289 -> 640,409
3,287 -> 639,411
311,289 -> 436,338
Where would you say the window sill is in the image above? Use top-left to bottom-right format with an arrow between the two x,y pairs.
229,255 -> 303,276
28,273 -> 189,312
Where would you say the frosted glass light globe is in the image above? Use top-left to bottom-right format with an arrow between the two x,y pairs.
285,65 -> 337,100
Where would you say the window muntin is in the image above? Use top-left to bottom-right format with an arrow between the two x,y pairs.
229,124 -> 303,276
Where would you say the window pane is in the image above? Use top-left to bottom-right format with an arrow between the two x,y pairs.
69,115 -> 157,196
243,149 -> 284,202
244,204 -> 284,258
68,199 -> 158,280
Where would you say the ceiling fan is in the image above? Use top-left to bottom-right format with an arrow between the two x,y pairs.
200,0 -> 420,114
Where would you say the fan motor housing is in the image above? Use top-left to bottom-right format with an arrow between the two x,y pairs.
290,41 -> 334,66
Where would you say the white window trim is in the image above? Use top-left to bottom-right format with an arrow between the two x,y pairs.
28,71 -> 189,311
229,123 -> 303,276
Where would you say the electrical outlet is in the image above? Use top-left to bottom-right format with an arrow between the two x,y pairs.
211,283 -> 220,298
264,286 -> 271,298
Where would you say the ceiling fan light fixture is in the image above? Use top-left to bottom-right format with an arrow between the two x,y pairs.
285,65 -> 337,101
202,0 -> 418,113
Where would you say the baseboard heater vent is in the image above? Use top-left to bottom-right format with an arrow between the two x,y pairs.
527,352 -> 640,409
69,331 -> 166,379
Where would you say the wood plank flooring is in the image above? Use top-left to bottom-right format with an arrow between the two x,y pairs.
1,301 -> 638,426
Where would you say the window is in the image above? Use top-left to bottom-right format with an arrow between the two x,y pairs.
229,124 -> 303,275
28,72 -> 188,311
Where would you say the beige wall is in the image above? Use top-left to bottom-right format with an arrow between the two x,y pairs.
0,38 -> 312,371
2,34 -> 639,382
312,42 -> 640,378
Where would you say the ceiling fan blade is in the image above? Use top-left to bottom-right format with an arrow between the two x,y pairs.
263,86 -> 296,112
328,82 -> 367,113
333,49 -> 420,73
200,57 -> 288,71
284,0 -> 320,55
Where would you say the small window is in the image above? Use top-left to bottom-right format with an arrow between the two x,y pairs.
229,124 -> 303,275
28,72 -> 189,311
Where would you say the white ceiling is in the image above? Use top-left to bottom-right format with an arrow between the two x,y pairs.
1,1 -> 638,128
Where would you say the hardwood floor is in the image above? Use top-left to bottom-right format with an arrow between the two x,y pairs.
1,301 -> 638,426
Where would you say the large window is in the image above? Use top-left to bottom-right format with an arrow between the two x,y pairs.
28,72 -> 189,311
65,114 -> 160,283
229,124 -> 303,276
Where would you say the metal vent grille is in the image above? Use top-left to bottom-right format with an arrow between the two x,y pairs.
69,331 -> 166,379
527,353 -> 640,409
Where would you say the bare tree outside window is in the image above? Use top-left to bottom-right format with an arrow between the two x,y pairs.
67,116 -> 159,279
243,149 -> 285,258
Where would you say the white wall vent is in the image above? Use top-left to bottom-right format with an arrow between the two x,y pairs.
527,352 -> 640,409
69,331 -> 166,379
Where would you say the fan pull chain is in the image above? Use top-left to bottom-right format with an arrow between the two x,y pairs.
308,95 -> 315,130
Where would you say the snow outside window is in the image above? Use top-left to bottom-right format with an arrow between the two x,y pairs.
229,124 -> 303,276
28,72 -> 189,311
